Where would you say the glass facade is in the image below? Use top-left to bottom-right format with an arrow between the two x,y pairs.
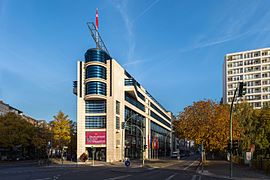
150,111 -> 171,128
150,102 -> 170,121
150,121 -> 170,158
124,107 -> 145,159
85,48 -> 111,63
85,81 -> 106,96
86,65 -> 106,80
85,116 -> 106,129
125,92 -> 145,112
85,100 -> 106,113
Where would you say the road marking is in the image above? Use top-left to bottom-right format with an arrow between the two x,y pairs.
165,173 -> 177,180
184,160 -> 197,170
191,175 -> 196,180
104,175 -> 131,180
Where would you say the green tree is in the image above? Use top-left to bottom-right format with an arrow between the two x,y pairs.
234,102 -> 255,152
0,112 -> 34,147
32,124 -> 51,159
0,112 -> 35,156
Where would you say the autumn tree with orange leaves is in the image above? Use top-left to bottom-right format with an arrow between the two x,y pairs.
173,100 -> 241,152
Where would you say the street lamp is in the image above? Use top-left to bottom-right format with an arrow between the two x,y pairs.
165,131 -> 174,158
128,124 -> 145,166
122,114 -> 139,161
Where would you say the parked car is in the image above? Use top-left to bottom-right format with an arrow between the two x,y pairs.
171,151 -> 180,160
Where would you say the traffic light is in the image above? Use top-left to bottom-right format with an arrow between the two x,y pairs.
238,82 -> 247,97
233,140 -> 239,150
144,144 -> 147,150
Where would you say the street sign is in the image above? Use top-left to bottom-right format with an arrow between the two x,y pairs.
246,152 -> 252,161
124,158 -> 131,167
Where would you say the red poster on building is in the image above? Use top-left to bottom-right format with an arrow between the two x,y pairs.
85,131 -> 106,145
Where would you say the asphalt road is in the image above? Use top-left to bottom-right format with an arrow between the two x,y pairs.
0,157 -> 227,180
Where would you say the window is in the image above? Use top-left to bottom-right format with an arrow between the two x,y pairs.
150,102 -> 171,121
85,116 -> 106,129
116,116 -> 120,129
85,81 -> 106,95
85,100 -> 106,113
125,92 -> 145,112
150,111 -> 171,128
116,101 -> 120,115
85,49 -> 110,63
86,65 -> 106,79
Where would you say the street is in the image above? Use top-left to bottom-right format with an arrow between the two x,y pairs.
0,156 -> 269,180
0,156 -> 203,180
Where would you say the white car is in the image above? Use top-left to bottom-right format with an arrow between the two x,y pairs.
171,152 -> 180,160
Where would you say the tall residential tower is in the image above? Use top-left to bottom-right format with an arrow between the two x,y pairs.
223,47 -> 270,108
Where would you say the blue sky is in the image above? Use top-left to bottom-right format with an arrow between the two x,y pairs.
1,0 -> 270,121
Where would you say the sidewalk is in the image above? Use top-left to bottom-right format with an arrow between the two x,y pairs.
197,160 -> 270,179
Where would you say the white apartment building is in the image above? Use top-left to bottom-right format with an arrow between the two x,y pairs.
74,48 -> 173,162
223,47 -> 270,108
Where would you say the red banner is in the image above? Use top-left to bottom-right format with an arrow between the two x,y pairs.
85,131 -> 106,145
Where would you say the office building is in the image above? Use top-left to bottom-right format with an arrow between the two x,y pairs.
223,47 -> 270,108
74,48 -> 173,162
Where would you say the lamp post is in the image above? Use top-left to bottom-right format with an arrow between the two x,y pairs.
165,131 -> 174,158
128,124 -> 145,166
122,114 -> 139,161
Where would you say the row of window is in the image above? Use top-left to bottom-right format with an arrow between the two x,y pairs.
150,111 -> 171,129
227,50 -> 270,62
85,81 -> 106,96
227,59 -> 262,68
262,58 -> 270,63
85,100 -> 106,113
86,65 -> 106,79
125,92 -> 145,112
244,66 -> 261,73
124,78 -> 145,102
150,102 -> 170,122
85,116 -> 106,129
228,68 -> 243,75
245,95 -> 261,100
85,48 -> 111,63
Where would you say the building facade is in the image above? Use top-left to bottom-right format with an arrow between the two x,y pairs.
223,47 -> 270,108
75,48 -> 173,162
0,100 -> 23,116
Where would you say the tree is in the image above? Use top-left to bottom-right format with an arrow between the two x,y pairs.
32,124 -> 51,159
50,111 -> 71,161
0,113 -> 34,147
234,102 -> 255,152
174,100 -> 241,152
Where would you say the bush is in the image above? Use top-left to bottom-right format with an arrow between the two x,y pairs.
79,153 -> 88,162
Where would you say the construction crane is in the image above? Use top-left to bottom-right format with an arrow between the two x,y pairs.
86,22 -> 110,57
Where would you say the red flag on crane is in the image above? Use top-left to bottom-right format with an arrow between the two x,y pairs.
96,8 -> 99,30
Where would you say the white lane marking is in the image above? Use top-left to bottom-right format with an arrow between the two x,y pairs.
184,160 -> 197,170
165,173 -> 177,180
104,175 -> 131,180
191,175 -> 196,180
